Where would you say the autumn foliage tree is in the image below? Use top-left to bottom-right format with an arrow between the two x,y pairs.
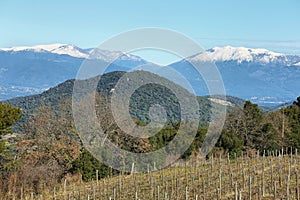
11,104 -> 81,195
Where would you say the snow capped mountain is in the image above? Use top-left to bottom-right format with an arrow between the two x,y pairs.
49,44 -> 88,58
0,43 -> 88,58
170,46 -> 300,106
0,44 -> 151,100
3,44 -> 296,66
0,43 -> 145,63
188,46 -> 298,65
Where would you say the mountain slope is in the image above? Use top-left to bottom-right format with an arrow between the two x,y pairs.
7,71 -> 215,125
170,46 -> 300,106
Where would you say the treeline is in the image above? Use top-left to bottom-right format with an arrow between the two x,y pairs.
217,98 -> 300,156
57,96 -> 300,183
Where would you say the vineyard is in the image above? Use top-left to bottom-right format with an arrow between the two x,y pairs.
7,149 -> 300,200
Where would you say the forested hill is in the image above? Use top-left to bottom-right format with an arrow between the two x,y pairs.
6,70 -> 242,127
6,71 -> 121,113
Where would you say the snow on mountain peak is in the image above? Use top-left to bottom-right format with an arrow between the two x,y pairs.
1,44 -> 298,66
0,44 -> 147,62
0,43 -> 66,51
0,43 -> 89,58
189,46 -> 286,64
293,62 -> 300,66
49,44 -> 88,58
88,48 -> 143,62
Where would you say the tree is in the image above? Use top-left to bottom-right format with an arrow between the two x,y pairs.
257,123 -> 279,151
285,96 -> 300,149
222,101 -> 262,149
15,104 -> 81,194
240,101 -> 262,148
0,102 -> 21,194
0,102 -> 21,136
296,96 -> 300,107
220,101 -> 279,153
217,129 -> 243,157
70,148 -> 111,181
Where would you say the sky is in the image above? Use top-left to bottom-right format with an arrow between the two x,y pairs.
0,0 -> 299,65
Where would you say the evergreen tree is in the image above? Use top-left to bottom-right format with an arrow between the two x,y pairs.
0,101 -> 22,181
0,102 -> 22,136
285,97 -> 300,149
70,148 -> 112,181
241,101 -> 262,148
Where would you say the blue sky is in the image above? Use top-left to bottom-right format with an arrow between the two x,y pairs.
1,0 -> 299,64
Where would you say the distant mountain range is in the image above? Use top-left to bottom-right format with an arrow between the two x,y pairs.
0,44 -> 150,99
1,44 -> 300,106
171,46 -> 300,106
188,46 -> 300,65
